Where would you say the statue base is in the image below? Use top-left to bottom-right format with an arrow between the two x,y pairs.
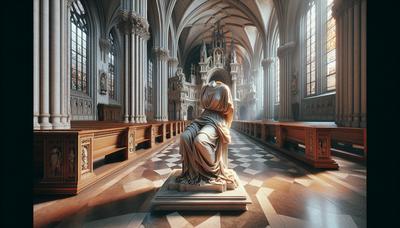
151,169 -> 252,211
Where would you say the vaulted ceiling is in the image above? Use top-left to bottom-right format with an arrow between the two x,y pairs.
170,0 -> 275,69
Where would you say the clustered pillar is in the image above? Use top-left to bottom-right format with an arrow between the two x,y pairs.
277,42 -> 295,121
153,48 -> 169,121
118,8 -> 150,123
168,57 -> 179,78
333,0 -> 366,128
230,62 -> 239,119
34,0 -> 70,130
262,58 -> 274,120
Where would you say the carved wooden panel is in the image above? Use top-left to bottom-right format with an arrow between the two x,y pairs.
80,136 -> 93,176
317,130 -> 331,160
305,128 -> 317,160
127,127 -> 135,153
44,136 -> 64,180
65,136 -> 78,181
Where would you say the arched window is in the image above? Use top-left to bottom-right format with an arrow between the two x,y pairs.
70,0 -> 88,94
108,32 -> 116,100
146,59 -> 153,112
305,0 -> 316,96
303,0 -> 336,97
325,0 -> 336,91
275,37 -> 280,104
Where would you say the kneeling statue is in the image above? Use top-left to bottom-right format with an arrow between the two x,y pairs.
176,80 -> 238,191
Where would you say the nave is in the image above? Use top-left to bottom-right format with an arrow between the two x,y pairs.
34,130 -> 366,228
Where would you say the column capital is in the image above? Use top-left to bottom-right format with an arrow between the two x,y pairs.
168,57 -> 179,66
117,10 -> 150,38
277,42 -> 296,58
99,37 -> 111,53
153,47 -> 169,60
261,58 -> 274,69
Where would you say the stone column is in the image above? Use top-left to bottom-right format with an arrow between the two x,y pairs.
333,0 -> 367,127
230,62 -> 239,119
262,58 -> 274,120
253,68 -> 263,117
123,32 -> 130,122
39,0 -> 52,129
168,58 -> 179,78
34,0 -> 40,129
277,42 -> 295,121
118,12 -> 131,123
130,32 -> 136,123
50,0 -> 63,129
132,14 -> 149,123
34,0 -> 71,129
153,47 -> 169,121
61,0 -> 69,128
141,33 -> 150,122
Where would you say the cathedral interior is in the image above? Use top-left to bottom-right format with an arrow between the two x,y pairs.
30,0 -> 369,227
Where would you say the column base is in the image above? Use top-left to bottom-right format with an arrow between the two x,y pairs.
61,116 -> 68,128
51,116 -> 64,129
40,122 -> 52,130
33,116 -> 40,130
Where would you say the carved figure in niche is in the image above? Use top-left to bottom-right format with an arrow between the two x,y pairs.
49,147 -> 62,176
176,80 -> 238,190
100,72 -> 107,95
216,51 -> 222,64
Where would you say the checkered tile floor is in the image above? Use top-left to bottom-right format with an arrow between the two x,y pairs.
41,129 -> 366,228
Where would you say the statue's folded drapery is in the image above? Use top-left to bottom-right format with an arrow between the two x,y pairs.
176,81 -> 238,189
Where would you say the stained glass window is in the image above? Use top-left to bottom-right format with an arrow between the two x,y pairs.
147,60 -> 153,107
70,0 -> 88,94
275,37 -> 280,104
108,32 -> 116,99
306,1 -> 316,96
326,0 -> 336,91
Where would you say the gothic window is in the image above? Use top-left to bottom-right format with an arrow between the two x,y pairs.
325,0 -> 336,91
108,32 -> 116,99
306,1 -> 316,96
275,37 -> 280,104
302,0 -> 336,97
70,0 -> 88,94
147,59 -> 153,110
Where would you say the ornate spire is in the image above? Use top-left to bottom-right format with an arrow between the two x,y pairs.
230,38 -> 237,63
200,40 -> 207,62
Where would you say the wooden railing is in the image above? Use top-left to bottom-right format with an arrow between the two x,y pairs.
33,120 -> 189,195
232,120 -> 367,169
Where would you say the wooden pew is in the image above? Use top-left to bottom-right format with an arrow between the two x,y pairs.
330,127 -> 367,160
233,120 -> 367,167
34,120 -> 188,195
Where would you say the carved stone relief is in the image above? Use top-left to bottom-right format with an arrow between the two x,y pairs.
100,72 -> 108,95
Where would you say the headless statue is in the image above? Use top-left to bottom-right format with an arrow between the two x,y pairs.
176,80 -> 238,190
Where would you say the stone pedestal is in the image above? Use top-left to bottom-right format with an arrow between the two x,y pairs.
151,169 -> 251,211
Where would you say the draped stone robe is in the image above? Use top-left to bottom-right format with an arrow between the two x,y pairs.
176,81 -> 238,190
